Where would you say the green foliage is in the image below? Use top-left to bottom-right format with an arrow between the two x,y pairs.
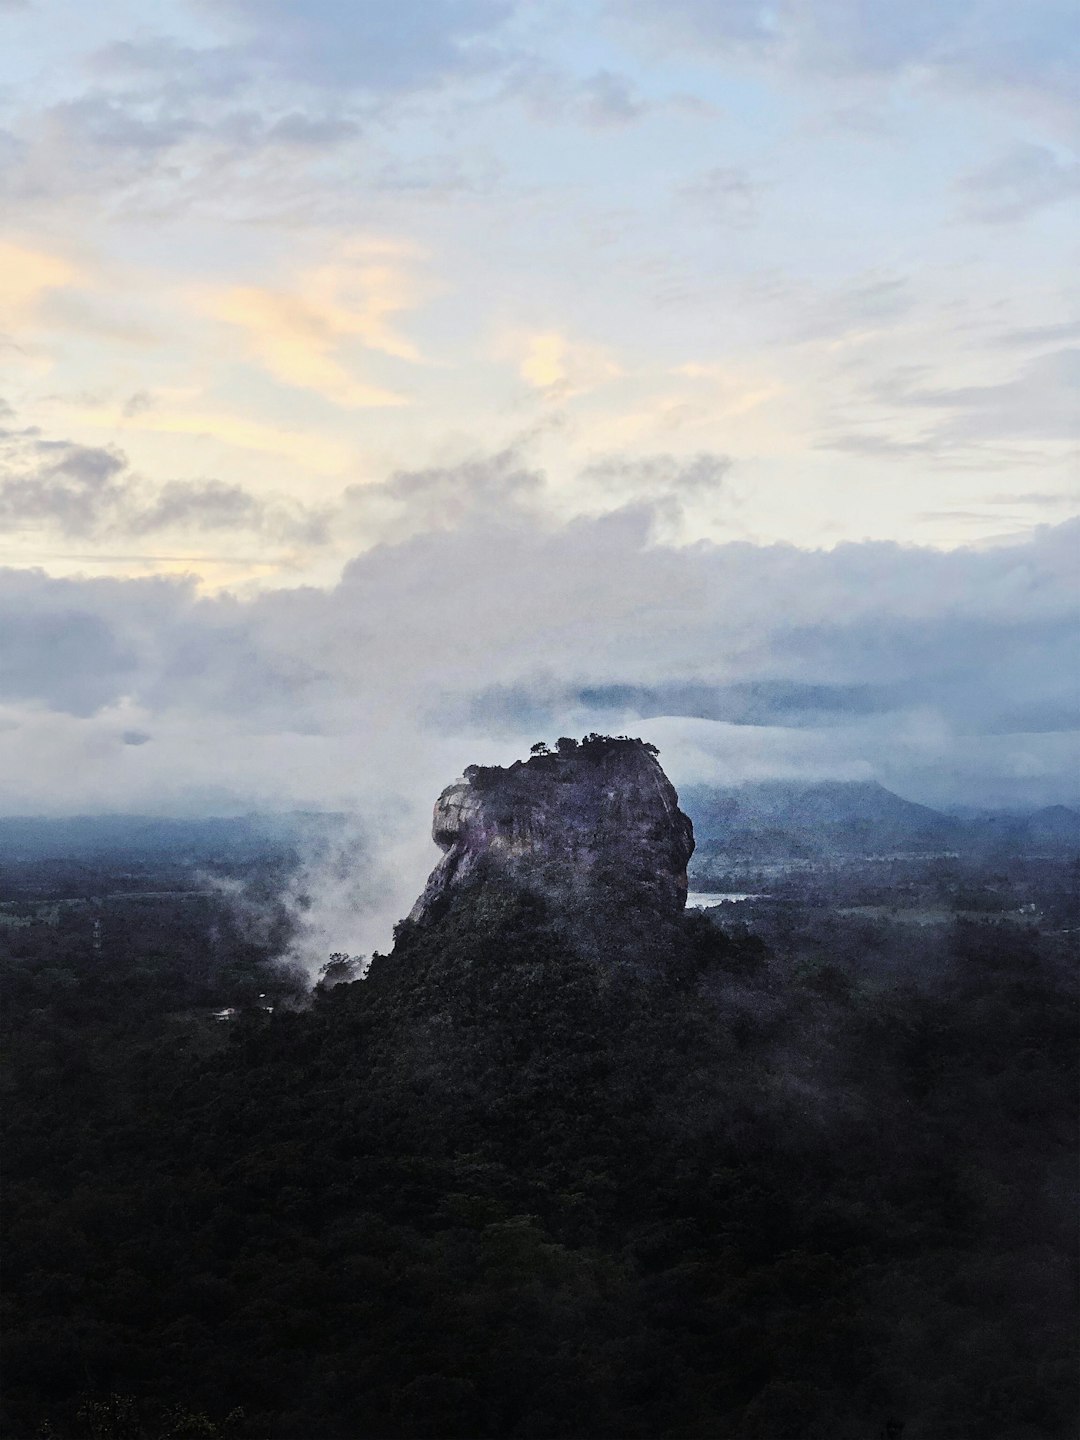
1,874 -> 1076,1439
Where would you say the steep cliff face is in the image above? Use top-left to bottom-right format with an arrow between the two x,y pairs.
408,737 -> 694,928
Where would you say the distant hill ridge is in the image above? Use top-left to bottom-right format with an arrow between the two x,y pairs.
0,783 -> 1076,865
680,780 -> 1080,859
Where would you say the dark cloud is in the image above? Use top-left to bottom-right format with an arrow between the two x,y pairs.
121,391 -> 154,418
342,447 -> 544,541
0,442 -> 128,537
579,452 -> 733,506
127,480 -> 270,535
0,432 -> 327,542
0,577 -> 142,716
460,678 -> 895,731
958,144 -> 1080,223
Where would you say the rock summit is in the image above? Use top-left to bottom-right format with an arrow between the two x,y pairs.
408,736 -> 695,930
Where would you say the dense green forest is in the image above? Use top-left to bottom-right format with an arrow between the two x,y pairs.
2,869 -> 1077,1438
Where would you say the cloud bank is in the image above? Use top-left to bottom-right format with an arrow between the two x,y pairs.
2,461 -> 1075,779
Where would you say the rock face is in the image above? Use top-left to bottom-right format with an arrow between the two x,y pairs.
408,737 -> 695,928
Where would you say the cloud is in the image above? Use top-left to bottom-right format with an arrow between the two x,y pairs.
204,245 -> 424,406
89,37 -> 247,101
46,94 -> 201,155
817,433 -> 940,460
342,447 -> 544,542
511,64 -> 650,128
819,346 -> 1080,464
263,111 -> 360,146
198,0 -> 515,94
458,678 -> 895,731
874,348 -> 1080,444
992,319 -> 1080,348
958,144 -> 1080,223
0,71 -> 364,219
128,478 -> 325,541
579,452 -> 733,510
1,458 -> 1075,783
2,608 -> 140,718
0,441 -> 128,537
517,332 -> 623,397
790,272 -> 913,343
619,0 -> 1080,113
24,93 -> 360,181
0,430 -> 327,542
0,241 -> 80,327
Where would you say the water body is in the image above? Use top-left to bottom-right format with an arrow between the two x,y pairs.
686,891 -> 760,908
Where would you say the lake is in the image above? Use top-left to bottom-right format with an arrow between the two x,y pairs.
686,891 -> 760,908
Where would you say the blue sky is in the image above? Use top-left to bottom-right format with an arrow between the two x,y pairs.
0,0 -> 1077,874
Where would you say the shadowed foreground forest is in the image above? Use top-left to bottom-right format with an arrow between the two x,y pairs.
2,871 -> 1077,1439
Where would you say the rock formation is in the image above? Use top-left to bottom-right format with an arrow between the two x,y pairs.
407,736 -> 694,929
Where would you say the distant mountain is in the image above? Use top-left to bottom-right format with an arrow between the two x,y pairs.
1026,805 -> 1080,848
681,781 -> 1080,861
681,780 -> 959,859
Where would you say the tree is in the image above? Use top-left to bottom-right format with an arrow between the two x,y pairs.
319,953 -> 361,986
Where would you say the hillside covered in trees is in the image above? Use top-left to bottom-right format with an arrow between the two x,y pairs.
2,747 -> 1077,1438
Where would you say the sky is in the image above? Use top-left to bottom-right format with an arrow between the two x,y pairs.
1,0 -> 1078,872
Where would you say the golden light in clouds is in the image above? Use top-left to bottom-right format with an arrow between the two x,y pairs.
0,241 -> 80,322
204,243 -> 428,408
518,331 -> 623,396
